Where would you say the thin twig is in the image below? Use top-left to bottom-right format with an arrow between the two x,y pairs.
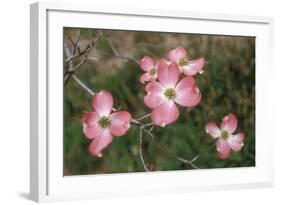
71,74 -> 96,96
149,125 -> 154,132
139,128 -> 150,172
65,32 -> 100,63
72,30 -> 81,55
65,53 -> 80,63
107,38 -> 119,56
142,129 -> 200,169
106,37 -> 139,64
137,113 -> 151,121
64,32 -> 100,86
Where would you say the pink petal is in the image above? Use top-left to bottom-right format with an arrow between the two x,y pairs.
175,77 -> 201,107
81,112 -> 102,139
139,56 -> 155,71
181,57 -> 205,76
168,47 -> 187,63
144,81 -> 164,108
216,138 -> 231,160
220,113 -> 238,134
145,81 -> 164,94
151,101 -> 179,127
205,122 -> 221,139
139,72 -> 155,84
109,111 -> 132,137
92,90 -> 113,116
157,60 -> 180,88
89,129 -> 113,157
228,133 -> 245,152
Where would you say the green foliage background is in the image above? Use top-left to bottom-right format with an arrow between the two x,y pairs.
63,28 -> 255,176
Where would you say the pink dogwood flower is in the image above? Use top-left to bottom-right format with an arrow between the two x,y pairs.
144,60 -> 201,127
82,90 -> 132,157
168,47 -> 205,76
205,113 -> 245,160
139,56 -> 159,84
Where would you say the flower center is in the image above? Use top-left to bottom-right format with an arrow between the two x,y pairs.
221,130 -> 229,140
164,88 -> 176,100
98,116 -> 111,129
178,57 -> 189,67
148,68 -> 156,76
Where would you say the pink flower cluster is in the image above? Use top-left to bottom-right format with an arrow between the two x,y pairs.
139,47 -> 205,127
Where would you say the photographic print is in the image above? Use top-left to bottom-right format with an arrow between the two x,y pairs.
63,28 -> 255,176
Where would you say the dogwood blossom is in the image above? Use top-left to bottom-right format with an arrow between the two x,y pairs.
205,113 -> 245,159
82,91 -> 131,157
144,60 -> 201,127
168,47 -> 205,76
139,56 -> 160,84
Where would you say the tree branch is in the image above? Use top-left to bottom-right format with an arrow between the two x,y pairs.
106,37 -> 139,64
139,128 -> 150,172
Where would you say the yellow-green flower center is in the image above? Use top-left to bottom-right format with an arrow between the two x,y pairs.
164,88 -> 176,100
221,130 -> 229,140
149,68 -> 156,76
98,116 -> 111,129
178,57 -> 189,67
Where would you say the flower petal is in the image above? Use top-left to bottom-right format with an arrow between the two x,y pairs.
220,113 -> 238,134
81,112 -> 102,139
205,122 -> 221,139
216,138 -> 231,159
139,56 -> 155,71
144,81 -> 164,108
168,47 -> 187,62
175,76 -> 201,107
145,81 -> 163,93
228,133 -> 245,152
157,60 -> 180,88
92,90 -> 113,116
89,129 -> 113,157
109,111 -> 132,137
151,101 -> 179,127
181,57 -> 205,76
139,72 -> 155,84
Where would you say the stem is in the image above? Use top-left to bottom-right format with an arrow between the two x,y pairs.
142,128 -> 200,169
71,74 -> 96,96
137,113 -> 151,121
106,37 -> 139,64
139,128 -> 150,172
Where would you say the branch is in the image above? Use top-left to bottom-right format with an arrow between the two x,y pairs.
64,33 -> 101,86
65,32 -> 100,63
139,128 -> 150,172
71,74 -> 96,96
137,113 -> 151,121
106,37 -> 139,64
142,128 -> 200,169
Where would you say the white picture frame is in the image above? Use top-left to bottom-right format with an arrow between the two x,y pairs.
30,2 -> 274,202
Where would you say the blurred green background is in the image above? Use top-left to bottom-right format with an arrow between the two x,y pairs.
63,28 -> 255,176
